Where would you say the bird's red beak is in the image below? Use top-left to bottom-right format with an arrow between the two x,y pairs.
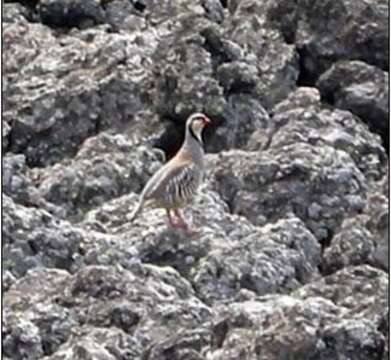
203,116 -> 211,124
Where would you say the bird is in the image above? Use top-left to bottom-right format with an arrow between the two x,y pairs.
128,112 -> 211,233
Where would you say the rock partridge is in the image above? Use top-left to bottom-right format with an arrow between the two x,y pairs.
128,113 -> 211,232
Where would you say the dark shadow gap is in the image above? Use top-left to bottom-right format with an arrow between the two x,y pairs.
296,47 -> 319,87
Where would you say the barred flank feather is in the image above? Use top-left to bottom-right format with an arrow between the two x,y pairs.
165,164 -> 200,207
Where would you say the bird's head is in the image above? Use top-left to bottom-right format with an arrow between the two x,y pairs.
186,112 -> 211,143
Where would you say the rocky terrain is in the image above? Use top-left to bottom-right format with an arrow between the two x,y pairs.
3,0 -> 389,359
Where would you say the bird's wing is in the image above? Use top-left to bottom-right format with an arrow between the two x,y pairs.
165,162 -> 198,200
142,160 -> 197,200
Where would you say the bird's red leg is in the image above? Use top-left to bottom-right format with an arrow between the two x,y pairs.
166,209 -> 181,228
166,209 -> 177,228
173,209 -> 191,232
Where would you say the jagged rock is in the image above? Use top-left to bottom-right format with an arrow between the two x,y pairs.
2,154 -> 64,214
192,216 -> 321,303
144,328 -> 211,360
329,182 -> 388,273
80,182 -> 253,276
317,60 -> 389,147
5,266 -> 387,359
151,3 -> 298,154
303,0 -> 388,71
4,22 -> 157,166
3,117 -> 11,152
3,21 -> 57,80
201,0 -> 225,24
248,87 -> 387,184
4,265 -> 212,359
3,2 -> 33,23
268,0 -> 389,81
104,0 -> 144,31
61,263 -> 212,333
153,34 -> 227,121
209,267 -> 386,360
322,172 -> 388,272
3,268 -> 71,359
224,1 -> 299,108
210,296 -> 341,359
2,152 -> 67,216
3,271 -> 17,293
138,0 -> 205,25
216,61 -> 258,95
5,268 -> 72,310
79,182 -> 320,306
3,196 -> 83,278
45,327 -> 140,359
209,143 -> 368,241
366,186 -> 389,270
322,219 -> 376,274
3,317 -> 44,360
321,320 -> 385,360
3,154 -> 35,205
206,94 -> 270,153
31,132 -> 163,217
2,0 -> 389,358
294,265 -> 388,328
199,24 -> 243,65
265,0 -> 297,44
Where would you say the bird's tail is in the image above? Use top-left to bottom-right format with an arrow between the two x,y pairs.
128,197 -> 144,222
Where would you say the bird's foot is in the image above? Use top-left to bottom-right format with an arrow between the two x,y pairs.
175,218 -> 200,236
167,217 -> 195,234
167,218 -> 181,229
167,215 -> 188,229
166,210 -> 200,235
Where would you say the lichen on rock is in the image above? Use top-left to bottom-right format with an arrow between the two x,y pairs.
3,0 -> 389,359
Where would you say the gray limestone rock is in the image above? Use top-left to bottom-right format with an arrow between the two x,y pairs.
192,216 -> 321,303
3,2 -> 34,23
2,0 -> 389,359
32,132 -> 163,217
3,154 -> 36,205
323,219 -> 376,274
209,143 -> 368,241
249,87 -> 387,184
224,1 -> 299,108
4,22 -> 157,166
208,265 -> 387,359
3,195 -> 83,278
317,60 -> 389,147
206,94 -> 270,153
269,0 -> 389,80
